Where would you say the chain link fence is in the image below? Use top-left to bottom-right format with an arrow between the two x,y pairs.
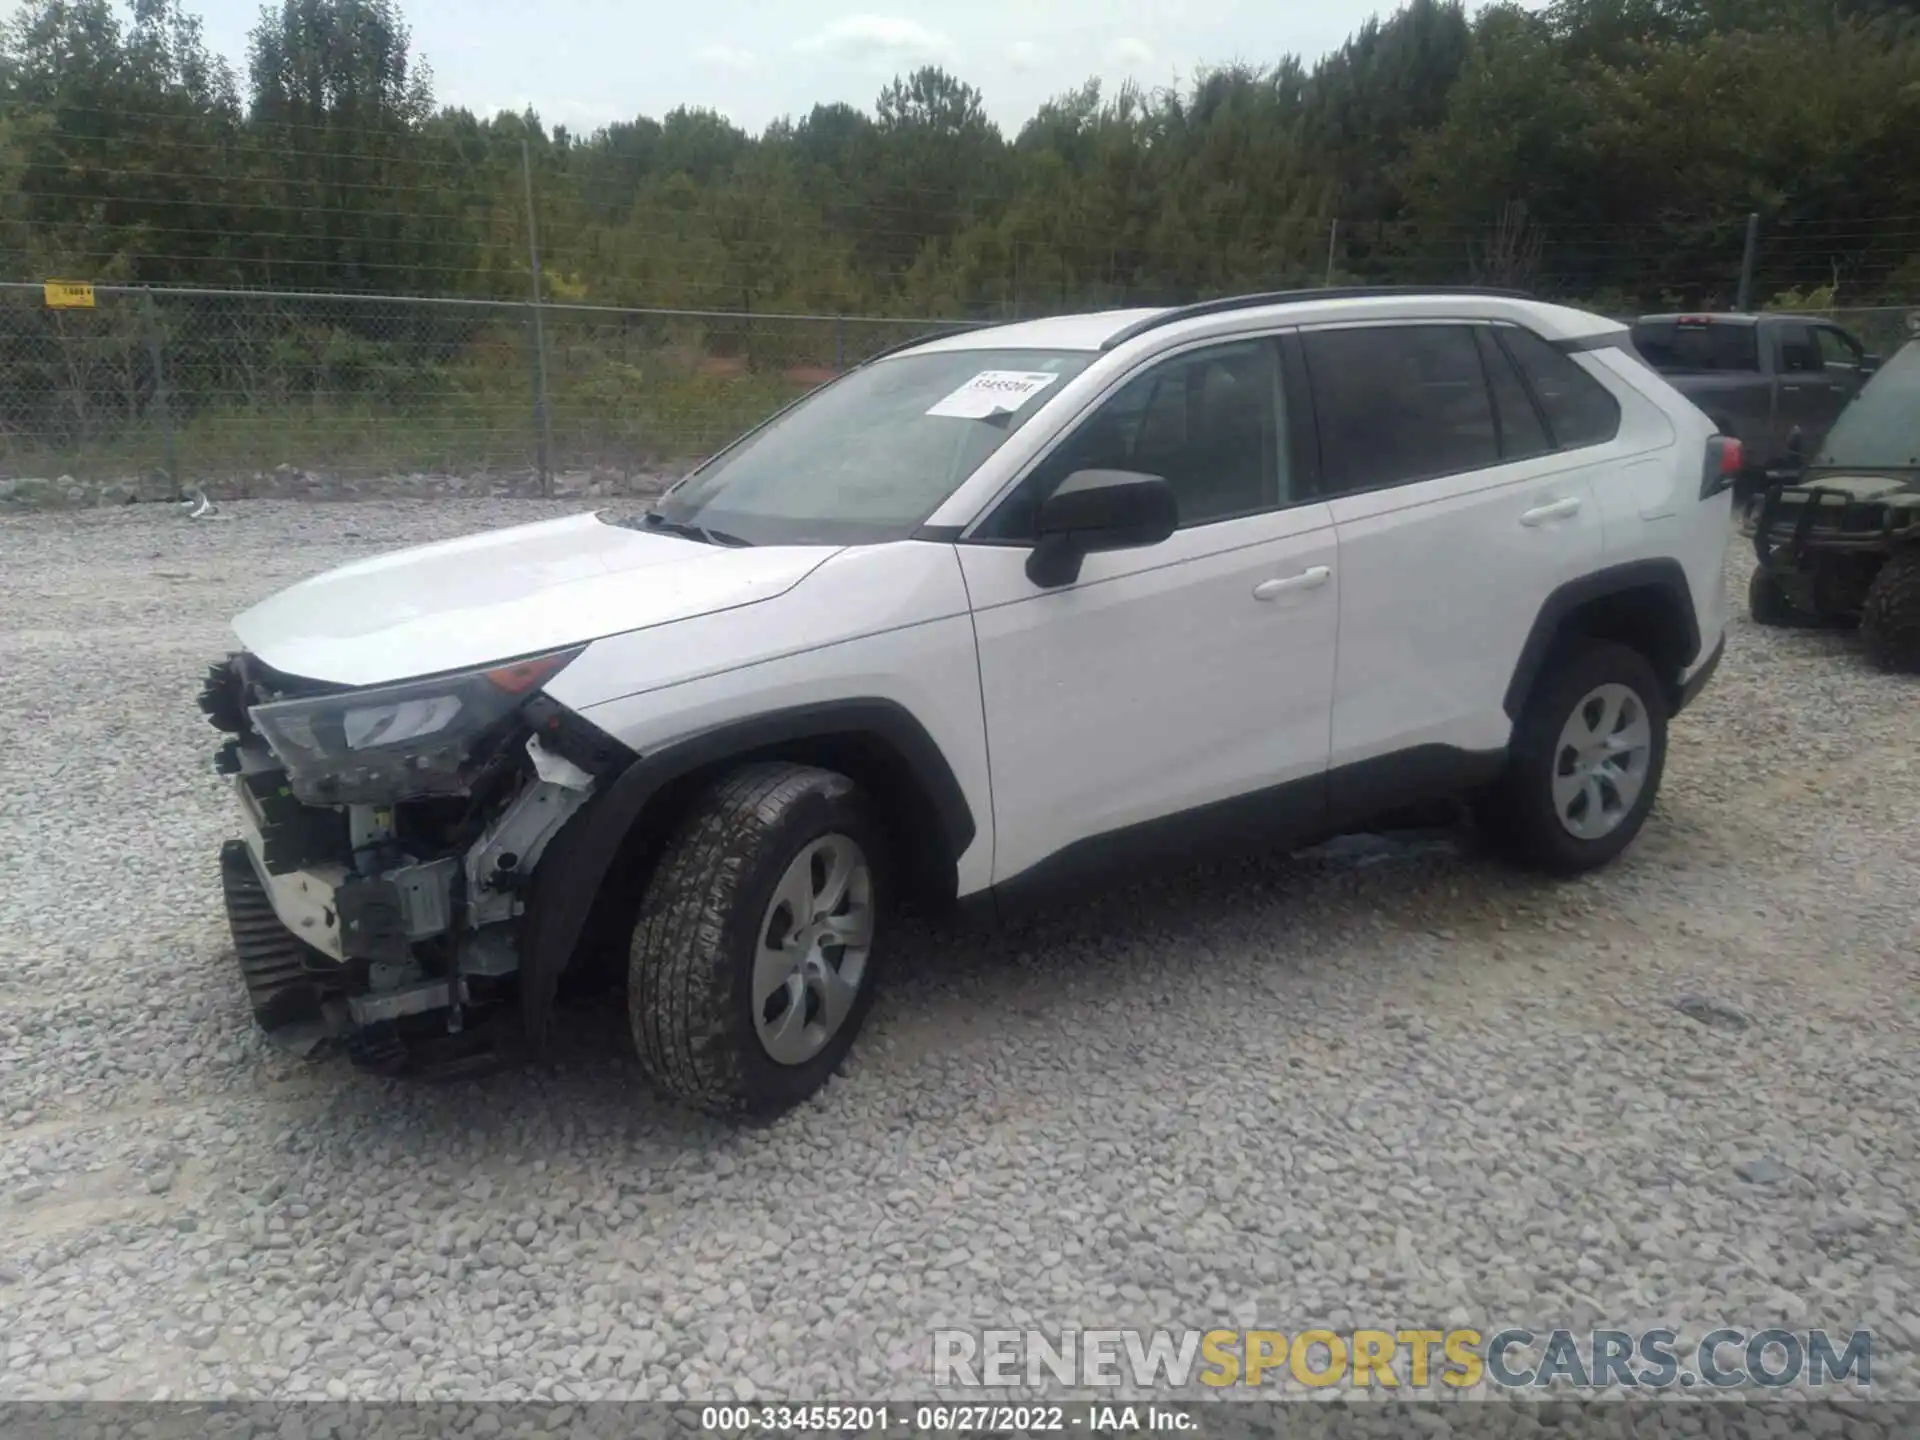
1,281 -> 1914,506
0,281 -> 979,503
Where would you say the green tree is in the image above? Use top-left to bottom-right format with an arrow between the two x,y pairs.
1,0 -> 241,282
242,0 -> 457,290
864,67 -> 1005,282
4,0 -> 1920,315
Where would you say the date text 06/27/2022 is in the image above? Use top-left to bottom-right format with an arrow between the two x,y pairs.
698,1404 -> 1198,1433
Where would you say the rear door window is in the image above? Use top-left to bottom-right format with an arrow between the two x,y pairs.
1303,324 -> 1500,495
1475,327 -> 1553,461
1776,323 -> 1821,374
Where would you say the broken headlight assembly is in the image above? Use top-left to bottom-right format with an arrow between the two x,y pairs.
248,647 -> 584,805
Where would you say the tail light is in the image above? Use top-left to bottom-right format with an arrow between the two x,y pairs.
1702,434 -> 1744,498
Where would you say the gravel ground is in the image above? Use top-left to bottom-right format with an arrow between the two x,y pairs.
1,498 -> 1917,1408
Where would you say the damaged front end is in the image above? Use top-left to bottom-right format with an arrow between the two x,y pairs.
199,648 -> 631,1072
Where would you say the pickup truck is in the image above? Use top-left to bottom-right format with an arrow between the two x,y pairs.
1629,312 -> 1879,480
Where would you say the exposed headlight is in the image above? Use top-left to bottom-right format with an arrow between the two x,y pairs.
249,647 -> 583,804
342,695 -> 463,751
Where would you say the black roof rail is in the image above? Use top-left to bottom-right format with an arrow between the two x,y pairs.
1636,311 -> 1761,325
855,319 -> 993,367
1098,285 -> 1539,351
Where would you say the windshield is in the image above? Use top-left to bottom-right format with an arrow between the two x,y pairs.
1811,340 -> 1920,472
649,348 -> 1094,545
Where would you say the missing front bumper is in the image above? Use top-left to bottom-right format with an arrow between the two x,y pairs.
218,839 -> 524,1074
222,792 -> 495,1062
202,651 -> 614,1076
218,838 -> 346,1057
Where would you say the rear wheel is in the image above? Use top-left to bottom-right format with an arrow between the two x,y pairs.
1859,549 -> 1920,674
1476,640 -> 1670,876
627,763 -> 882,1118
1748,566 -> 1820,628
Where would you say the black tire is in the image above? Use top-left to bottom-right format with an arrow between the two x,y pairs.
1476,639 -> 1670,877
1859,549 -> 1920,674
627,762 -> 882,1118
1748,565 -> 1819,628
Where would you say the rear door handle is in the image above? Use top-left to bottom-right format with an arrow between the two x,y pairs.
1253,566 -> 1331,601
1519,497 -> 1582,527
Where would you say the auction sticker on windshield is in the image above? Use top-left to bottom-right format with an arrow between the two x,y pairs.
926,370 -> 1061,419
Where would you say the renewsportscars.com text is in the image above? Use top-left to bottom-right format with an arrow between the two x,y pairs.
932,1327 -> 1873,1391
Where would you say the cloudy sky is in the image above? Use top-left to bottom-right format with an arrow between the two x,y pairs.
15,0 -> 1468,135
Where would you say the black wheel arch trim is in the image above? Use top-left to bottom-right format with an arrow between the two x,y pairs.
1503,558 -> 1702,722
518,697 -> 976,1050
1674,631 -> 1725,716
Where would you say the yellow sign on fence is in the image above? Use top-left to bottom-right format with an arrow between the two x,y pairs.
43,280 -> 96,309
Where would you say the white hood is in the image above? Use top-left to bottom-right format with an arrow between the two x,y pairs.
232,511 -> 841,687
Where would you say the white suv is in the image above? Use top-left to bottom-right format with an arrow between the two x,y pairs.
201,287 -> 1735,1115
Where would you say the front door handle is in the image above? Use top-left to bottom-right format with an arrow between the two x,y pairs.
1253,566 -> 1331,601
1519,497 -> 1582,527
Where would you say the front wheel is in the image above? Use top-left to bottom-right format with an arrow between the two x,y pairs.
1476,640 -> 1670,876
1859,549 -> 1920,674
627,763 -> 882,1118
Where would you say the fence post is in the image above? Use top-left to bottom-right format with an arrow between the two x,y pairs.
834,315 -> 846,373
140,288 -> 178,498
1736,212 -> 1760,312
1324,218 -> 1340,288
521,137 -> 554,497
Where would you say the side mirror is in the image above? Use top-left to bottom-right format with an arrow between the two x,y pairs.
1861,353 -> 1882,375
1025,469 -> 1178,587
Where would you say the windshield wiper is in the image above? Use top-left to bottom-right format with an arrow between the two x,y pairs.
633,510 -> 753,547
